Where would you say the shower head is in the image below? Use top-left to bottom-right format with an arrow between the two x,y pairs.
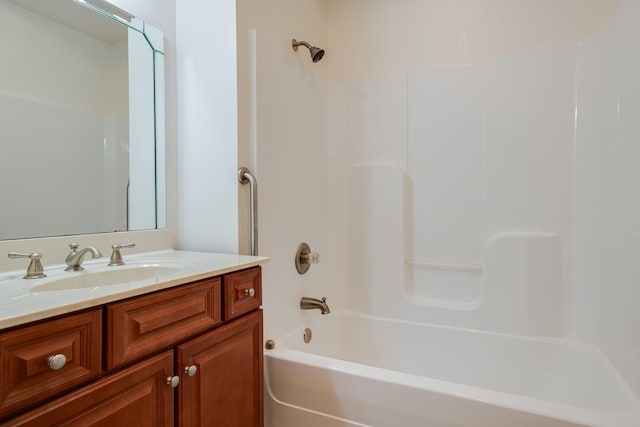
292,39 -> 325,63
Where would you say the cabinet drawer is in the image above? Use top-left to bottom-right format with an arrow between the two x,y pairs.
0,309 -> 102,419
2,350 -> 174,427
107,277 -> 221,369
222,267 -> 262,321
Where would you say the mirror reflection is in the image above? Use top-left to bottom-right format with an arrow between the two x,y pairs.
0,0 -> 165,241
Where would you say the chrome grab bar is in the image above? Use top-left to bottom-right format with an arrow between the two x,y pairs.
238,167 -> 258,256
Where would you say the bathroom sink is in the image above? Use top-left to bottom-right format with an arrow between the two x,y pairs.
31,263 -> 187,292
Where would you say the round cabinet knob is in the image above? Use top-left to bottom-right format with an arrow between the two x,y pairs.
244,288 -> 256,297
47,354 -> 67,370
184,365 -> 198,377
166,376 -> 180,388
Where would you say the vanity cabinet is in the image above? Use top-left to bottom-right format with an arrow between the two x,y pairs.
0,266 -> 263,427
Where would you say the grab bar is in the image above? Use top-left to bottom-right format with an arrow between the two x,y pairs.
238,167 -> 258,256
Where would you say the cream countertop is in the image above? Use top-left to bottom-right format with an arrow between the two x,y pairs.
0,250 -> 269,330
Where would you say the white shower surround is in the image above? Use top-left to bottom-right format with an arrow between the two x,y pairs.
253,0 -> 640,425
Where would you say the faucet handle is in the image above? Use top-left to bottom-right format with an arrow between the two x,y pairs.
8,252 -> 47,279
295,242 -> 320,274
69,242 -> 79,252
109,243 -> 135,266
301,252 -> 320,264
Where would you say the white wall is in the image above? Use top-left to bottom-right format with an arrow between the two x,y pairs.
176,0 -> 239,254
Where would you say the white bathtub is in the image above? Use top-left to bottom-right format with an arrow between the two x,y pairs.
264,312 -> 640,427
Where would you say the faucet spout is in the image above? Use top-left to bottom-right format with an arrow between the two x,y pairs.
65,243 -> 102,271
300,297 -> 330,314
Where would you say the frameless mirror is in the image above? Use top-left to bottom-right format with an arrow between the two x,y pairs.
0,0 -> 166,240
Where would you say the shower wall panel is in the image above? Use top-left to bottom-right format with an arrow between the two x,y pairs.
333,0 -> 640,397
251,31 -> 340,341
250,0 -> 640,399
596,26 -> 640,399
342,44 -> 576,336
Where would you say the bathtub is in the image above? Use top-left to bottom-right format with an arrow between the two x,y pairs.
264,312 -> 640,427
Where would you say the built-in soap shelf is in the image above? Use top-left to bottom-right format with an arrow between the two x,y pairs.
405,258 -> 483,274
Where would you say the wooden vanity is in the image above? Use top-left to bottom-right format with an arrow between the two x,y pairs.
0,266 -> 263,426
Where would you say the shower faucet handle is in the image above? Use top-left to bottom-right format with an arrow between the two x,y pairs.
295,242 -> 319,274
300,252 -> 319,264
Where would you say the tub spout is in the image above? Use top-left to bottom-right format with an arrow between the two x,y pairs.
300,297 -> 330,314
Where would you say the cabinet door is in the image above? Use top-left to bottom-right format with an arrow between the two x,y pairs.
3,350 -> 175,427
177,310 -> 263,427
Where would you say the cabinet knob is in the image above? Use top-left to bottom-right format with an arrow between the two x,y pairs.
166,376 -> 180,388
184,365 -> 198,377
47,354 -> 67,370
244,288 -> 256,297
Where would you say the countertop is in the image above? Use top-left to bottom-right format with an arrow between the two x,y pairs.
0,250 -> 269,330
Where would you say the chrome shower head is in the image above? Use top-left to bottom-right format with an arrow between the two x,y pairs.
292,39 -> 325,63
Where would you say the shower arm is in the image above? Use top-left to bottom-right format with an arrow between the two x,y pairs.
291,39 -> 311,51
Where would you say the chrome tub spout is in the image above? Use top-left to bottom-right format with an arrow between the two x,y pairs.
300,297 -> 330,314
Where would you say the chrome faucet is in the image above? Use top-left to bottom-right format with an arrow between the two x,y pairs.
65,243 -> 102,271
300,297 -> 330,314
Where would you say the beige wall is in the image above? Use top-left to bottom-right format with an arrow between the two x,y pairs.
326,0 -> 619,81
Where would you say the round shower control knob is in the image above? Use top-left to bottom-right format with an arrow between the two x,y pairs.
47,354 -> 67,370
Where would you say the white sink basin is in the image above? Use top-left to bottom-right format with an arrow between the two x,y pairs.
31,263 -> 187,292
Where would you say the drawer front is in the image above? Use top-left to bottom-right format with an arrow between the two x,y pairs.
0,309 -> 102,419
223,267 -> 262,321
107,277 -> 221,369
2,350 -> 175,427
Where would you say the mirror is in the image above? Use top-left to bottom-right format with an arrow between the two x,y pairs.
0,0 -> 166,240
